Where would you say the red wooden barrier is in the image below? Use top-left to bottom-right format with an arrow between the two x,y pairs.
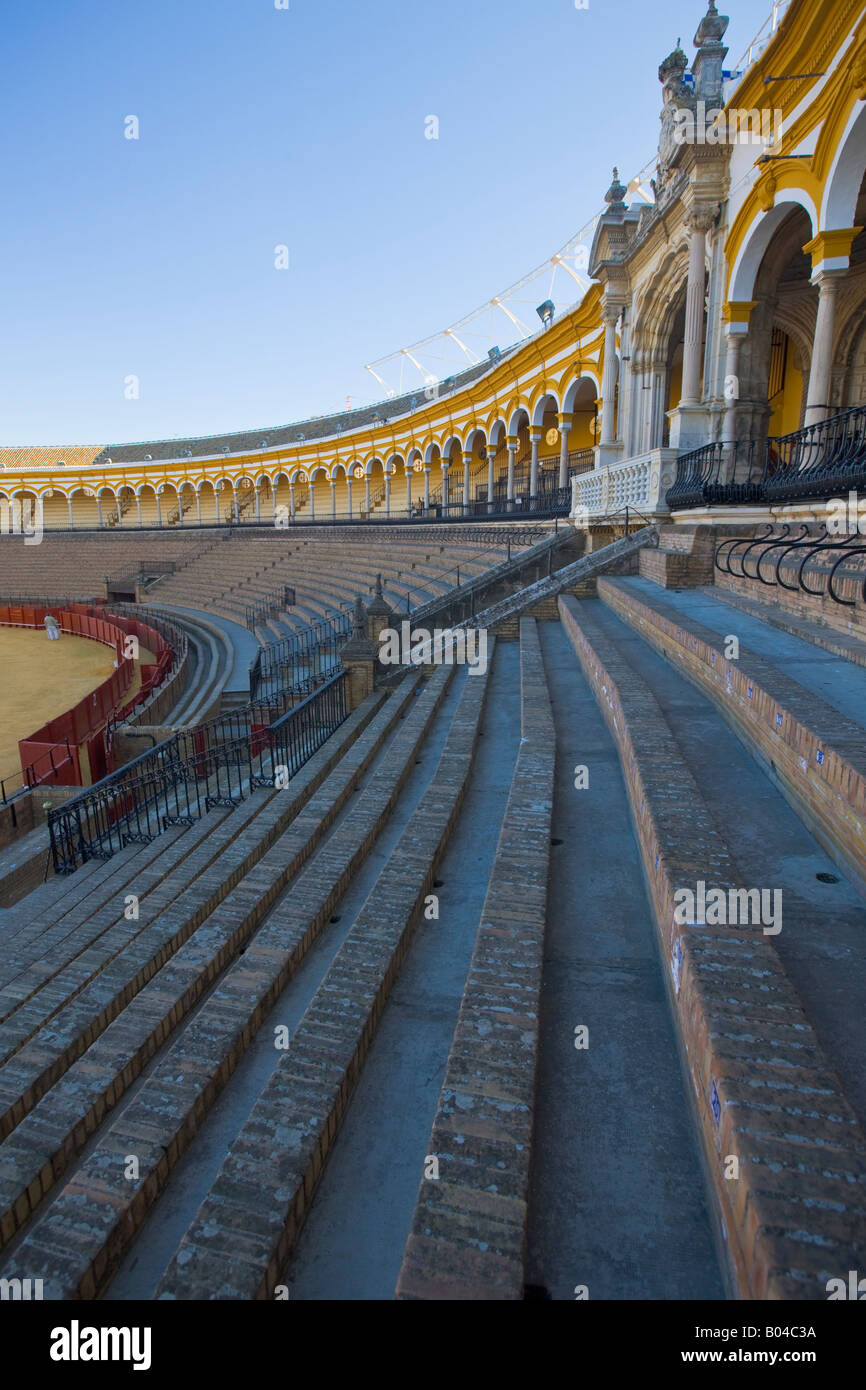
0,604 -> 173,789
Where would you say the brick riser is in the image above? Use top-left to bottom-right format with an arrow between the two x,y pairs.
396,619 -> 554,1300
598,577 -> 866,892
640,548 -> 715,588
156,656 -> 493,1300
714,568 -> 866,641
1,669 -> 457,1294
557,594 -> 866,1301
0,687 -> 397,1256
640,527 -> 719,589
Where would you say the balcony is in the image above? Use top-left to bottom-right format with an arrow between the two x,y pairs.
667,405 -> 866,512
570,449 -> 679,524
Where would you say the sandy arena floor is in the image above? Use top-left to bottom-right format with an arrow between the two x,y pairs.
0,627 -> 152,786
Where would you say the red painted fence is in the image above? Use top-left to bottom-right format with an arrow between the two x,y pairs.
0,603 -> 173,789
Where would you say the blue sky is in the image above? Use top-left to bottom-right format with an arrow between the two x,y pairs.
0,0 -> 776,444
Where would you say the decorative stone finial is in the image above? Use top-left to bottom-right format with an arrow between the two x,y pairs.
353,594 -> 366,636
694,2 -> 729,48
658,41 -> 688,88
604,167 -> 628,213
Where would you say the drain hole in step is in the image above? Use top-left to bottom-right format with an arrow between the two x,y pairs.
523,1284 -> 551,1301
433,879 -> 444,888
550,837 -> 564,846
816,871 -> 841,884
330,915 -> 341,923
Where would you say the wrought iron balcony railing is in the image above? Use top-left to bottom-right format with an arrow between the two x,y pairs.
667,404 -> 866,511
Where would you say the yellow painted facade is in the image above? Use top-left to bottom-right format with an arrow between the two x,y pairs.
1,0 -> 864,528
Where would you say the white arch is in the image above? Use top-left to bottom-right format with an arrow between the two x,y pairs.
531,391 -> 560,427
463,426 -> 487,455
729,192 -> 817,302
562,372 -> 601,413
823,103 -> 866,232
508,406 -> 529,436
488,418 -> 508,449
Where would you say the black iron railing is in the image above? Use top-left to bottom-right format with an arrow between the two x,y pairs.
714,523 -> 866,608
250,611 -> 353,701
668,405 -> 866,511
48,671 -> 347,873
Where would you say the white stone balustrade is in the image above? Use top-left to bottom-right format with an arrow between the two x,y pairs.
570,448 -> 678,524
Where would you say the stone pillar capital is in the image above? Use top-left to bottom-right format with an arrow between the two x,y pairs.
685,204 -> 718,236
803,228 -> 863,277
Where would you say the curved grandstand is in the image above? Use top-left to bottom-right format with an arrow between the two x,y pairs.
2,0 -> 866,1312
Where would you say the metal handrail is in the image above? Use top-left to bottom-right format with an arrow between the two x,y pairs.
48,670 -> 347,873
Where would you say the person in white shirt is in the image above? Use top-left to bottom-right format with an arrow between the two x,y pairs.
44,614 -> 60,641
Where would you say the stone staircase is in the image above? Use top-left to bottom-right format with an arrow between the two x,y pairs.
1,521 -> 865,1302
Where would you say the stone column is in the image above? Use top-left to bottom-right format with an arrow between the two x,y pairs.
462,451 -> 472,513
156,491 -> 163,527
346,478 -> 353,518
405,467 -> 412,514
442,465 -> 449,509
384,472 -> 391,516
487,448 -> 495,511
365,477 -> 371,513
255,487 -> 262,522
289,484 -> 296,520
135,496 -> 142,527
558,418 -> 572,489
233,487 -> 240,523
424,468 -> 430,511
529,431 -> 541,499
309,486 -> 315,520
340,595 -> 377,709
721,327 -> 747,444
507,438 -> 518,504
196,491 -> 203,525
600,305 -> 621,445
96,496 -> 104,528
681,209 -> 714,405
366,574 -> 394,644
178,491 -> 185,525
330,480 -> 337,519
804,269 -> 845,426
68,498 -> 75,529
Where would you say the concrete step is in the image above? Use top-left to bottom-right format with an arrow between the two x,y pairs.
397,618 -> 553,1301
523,617 -> 725,1302
557,592 -> 866,1300
0,689 -> 392,1252
710,585 -> 866,671
0,670 -> 454,1292
280,638 -> 522,1301
597,576 -> 866,892
155,659 -> 491,1298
